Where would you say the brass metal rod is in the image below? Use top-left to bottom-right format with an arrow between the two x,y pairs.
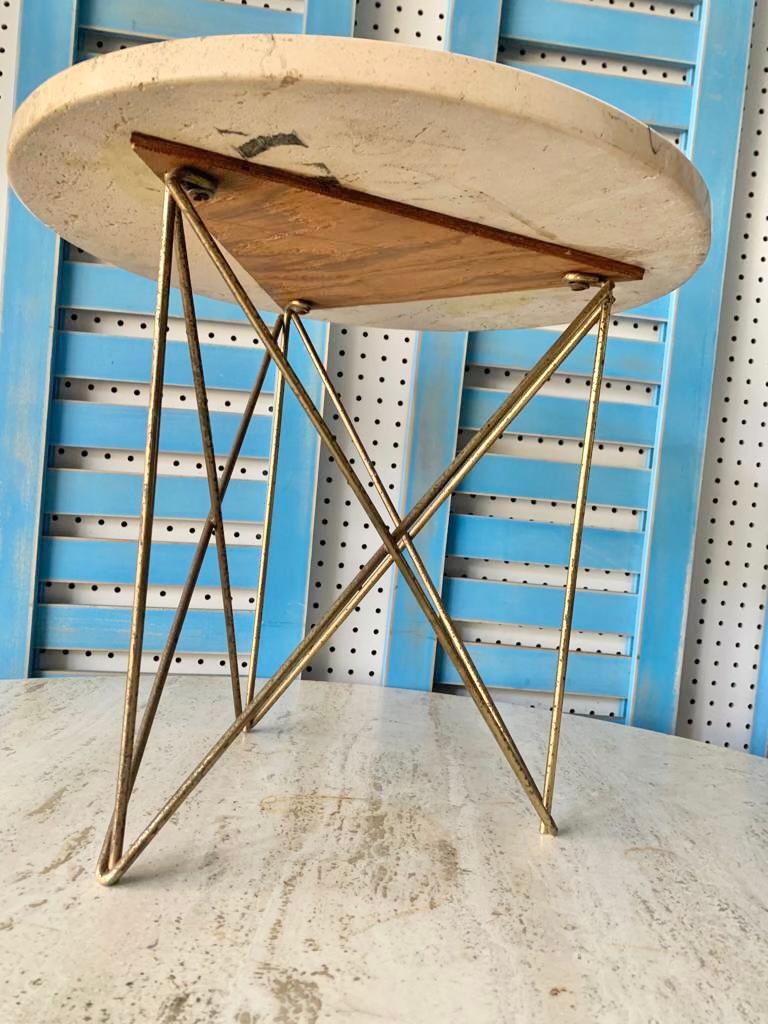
170,176 -> 607,653
168,179 -> 556,828
125,326 -> 277,774
97,177 -> 607,882
108,184 -> 176,868
97,284 -> 600,884
174,210 -> 242,719
244,311 -> 290,718
541,288 -> 614,828
226,289 -> 603,744
172,168 -> 608,716
96,323 -> 279,875
288,309 -> 557,831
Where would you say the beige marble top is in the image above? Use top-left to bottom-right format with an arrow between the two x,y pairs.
7,35 -> 710,330
1,674 -> 766,1023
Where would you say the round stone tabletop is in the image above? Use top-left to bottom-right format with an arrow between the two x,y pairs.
8,34 -> 709,330
1,675 -> 765,1023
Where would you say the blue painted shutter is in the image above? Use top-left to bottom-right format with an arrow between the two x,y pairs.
1,0 -> 339,679
386,0 -> 751,729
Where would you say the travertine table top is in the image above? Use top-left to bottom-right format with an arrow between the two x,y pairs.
1,675 -> 765,1023
8,35 -> 709,330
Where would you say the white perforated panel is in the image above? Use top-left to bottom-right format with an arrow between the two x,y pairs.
301,1 -> 450,684
0,1 -> 21,314
499,41 -> 691,86
679,1 -> 765,753
219,0 -> 303,9
451,493 -> 644,533
303,325 -> 415,683
48,512 -> 263,546
572,0 -> 697,16
354,0 -> 448,49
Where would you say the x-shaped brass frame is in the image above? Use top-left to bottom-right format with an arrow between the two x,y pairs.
97,172 -> 614,884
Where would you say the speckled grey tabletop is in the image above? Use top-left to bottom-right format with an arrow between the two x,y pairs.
1,675 -> 766,1023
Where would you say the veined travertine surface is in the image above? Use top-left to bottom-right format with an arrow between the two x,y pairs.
8,35 -> 709,330
1,675 -> 766,1023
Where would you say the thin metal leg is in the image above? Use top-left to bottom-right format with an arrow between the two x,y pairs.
167,180 -> 557,830
124,322 -> 277,775
97,322 -> 278,877
541,288 -> 614,829
97,173 -> 612,883
237,286 -> 604,747
169,176 -> 608,731
108,183 -> 176,868
244,311 -> 290,718
175,210 -> 242,718
96,278 -> 604,886
288,308 -> 559,831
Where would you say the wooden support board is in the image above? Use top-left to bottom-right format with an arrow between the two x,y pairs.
132,132 -> 643,312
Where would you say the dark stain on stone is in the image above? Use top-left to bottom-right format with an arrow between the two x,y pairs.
40,825 -> 93,875
158,991 -> 190,1023
254,964 -> 322,1024
435,838 -> 459,882
237,131 -> 308,160
216,127 -> 249,137
303,162 -> 340,185
27,786 -> 66,820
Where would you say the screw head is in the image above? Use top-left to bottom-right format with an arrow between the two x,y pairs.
176,167 -> 218,203
564,271 -> 607,292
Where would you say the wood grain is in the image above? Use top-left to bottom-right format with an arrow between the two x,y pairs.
132,132 -> 644,311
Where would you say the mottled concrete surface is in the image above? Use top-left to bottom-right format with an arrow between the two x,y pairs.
1,675 -> 766,1023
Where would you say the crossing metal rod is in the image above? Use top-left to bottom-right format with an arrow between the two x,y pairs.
168,180 -> 557,833
96,179 -> 608,884
96,288 -> 604,883
244,310 -> 290,718
108,184 -> 176,869
236,284 -> 602,735
175,210 -> 242,719
541,287 -> 614,830
287,308 -> 557,829
169,167 -> 608,737
96,280 -> 601,884
96,306 -> 280,878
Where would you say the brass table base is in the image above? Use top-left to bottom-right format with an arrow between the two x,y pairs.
97,171 -> 615,885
